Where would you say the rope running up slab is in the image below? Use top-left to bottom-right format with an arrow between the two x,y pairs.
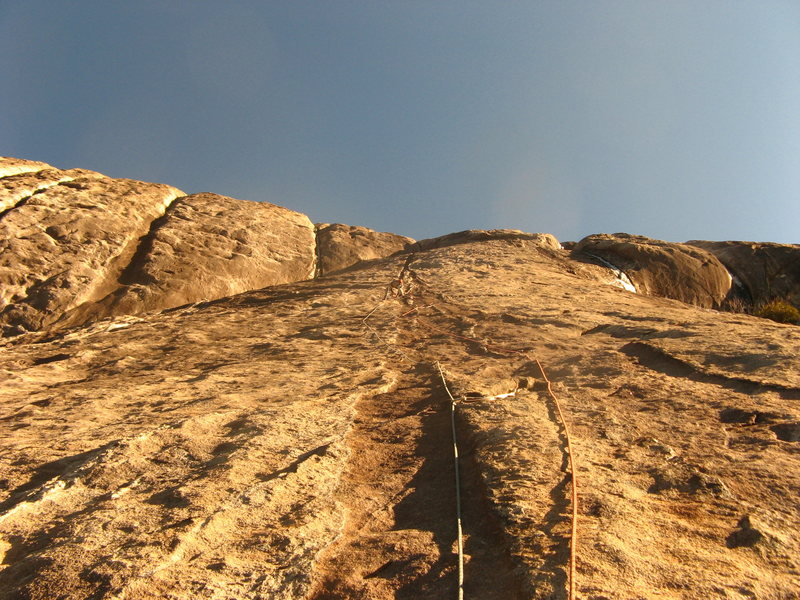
436,361 -> 465,600
362,257 -> 579,600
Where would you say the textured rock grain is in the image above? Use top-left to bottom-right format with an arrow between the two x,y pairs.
315,223 -> 414,276
573,233 -> 732,307
0,156 -> 51,179
61,193 -> 317,328
1,236 -> 797,599
0,173 -> 184,334
0,167 -> 104,214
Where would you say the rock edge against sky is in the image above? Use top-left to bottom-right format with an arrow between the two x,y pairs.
0,156 -> 798,599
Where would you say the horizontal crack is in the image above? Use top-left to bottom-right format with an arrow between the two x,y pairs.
620,341 -> 800,399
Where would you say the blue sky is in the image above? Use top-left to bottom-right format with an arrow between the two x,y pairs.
2,1 -> 799,243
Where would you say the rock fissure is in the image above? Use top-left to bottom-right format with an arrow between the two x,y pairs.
308,369 -> 525,600
621,341 -> 800,399
116,193 -> 185,287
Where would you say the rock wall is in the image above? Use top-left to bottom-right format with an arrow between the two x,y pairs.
315,223 -> 414,276
1,233 -> 797,599
412,229 -> 562,252
572,233 -> 732,308
0,161 -> 183,335
60,193 -> 317,329
688,240 -> 800,307
0,158 -> 419,334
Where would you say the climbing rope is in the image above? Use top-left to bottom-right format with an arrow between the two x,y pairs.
436,361 -> 465,600
362,256 -> 579,600
533,357 -> 578,600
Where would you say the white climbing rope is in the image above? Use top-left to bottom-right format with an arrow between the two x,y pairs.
364,258 -> 579,600
436,361 -> 465,600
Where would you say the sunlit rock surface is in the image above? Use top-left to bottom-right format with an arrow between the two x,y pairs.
572,233 -> 733,308
315,223 -> 414,276
60,193 -> 317,329
0,163 -> 183,335
689,239 -> 800,307
0,159 -> 798,599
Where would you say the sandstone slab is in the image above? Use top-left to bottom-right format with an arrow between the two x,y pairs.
0,174 -> 184,334
1,167 -> 105,214
1,235 -> 797,599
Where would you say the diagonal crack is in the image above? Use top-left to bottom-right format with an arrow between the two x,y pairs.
115,194 -> 185,286
0,179 -> 76,222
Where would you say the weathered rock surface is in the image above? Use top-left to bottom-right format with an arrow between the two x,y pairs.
0,172 -> 184,334
0,156 -> 51,180
2,162 -> 423,333
688,240 -> 800,307
1,233 -> 798,599
0,159 -> 798,599
315,223 -> 414,276
60,193 -> 317,329
1,167 -> 105,214
572,233 -> 732,308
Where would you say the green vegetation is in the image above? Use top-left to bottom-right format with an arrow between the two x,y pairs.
754,299 -> 800,324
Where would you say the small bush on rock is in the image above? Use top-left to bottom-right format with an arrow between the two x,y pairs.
754,299 -> 800,324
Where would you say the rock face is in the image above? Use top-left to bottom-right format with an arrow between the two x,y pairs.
688,240 -> 800,307
0,166 -> 103,214
0,156 -> 51,180
0,158 -> 798,599
60,193 -> 317,329
0,166 -> 184,334
572,233 -> 732,308
1,234 -> 798,600
0,162 -> 422,333
315,223 -> 414,276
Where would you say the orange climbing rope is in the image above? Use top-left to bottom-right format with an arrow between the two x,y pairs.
533,357 -> 578,600
362,257 -> 580,600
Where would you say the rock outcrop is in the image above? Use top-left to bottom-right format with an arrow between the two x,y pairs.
60,193 -> 317,329
0,165 -> 105,214
412,228 -> 562,252
0,165 -> 183,335
0,156 -> 51,180
572,233 -> 732,308
315,223 -> 414,276
688,240 -> 800,307
1,161 -> 410,334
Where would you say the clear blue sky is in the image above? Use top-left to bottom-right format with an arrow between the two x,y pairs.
2,1 -> 799,243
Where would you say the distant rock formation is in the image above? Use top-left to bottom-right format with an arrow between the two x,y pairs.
572,233 -> 732,308
411,229 -> 562,252
315,223 -> 415,276
688,240 -> 800,307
